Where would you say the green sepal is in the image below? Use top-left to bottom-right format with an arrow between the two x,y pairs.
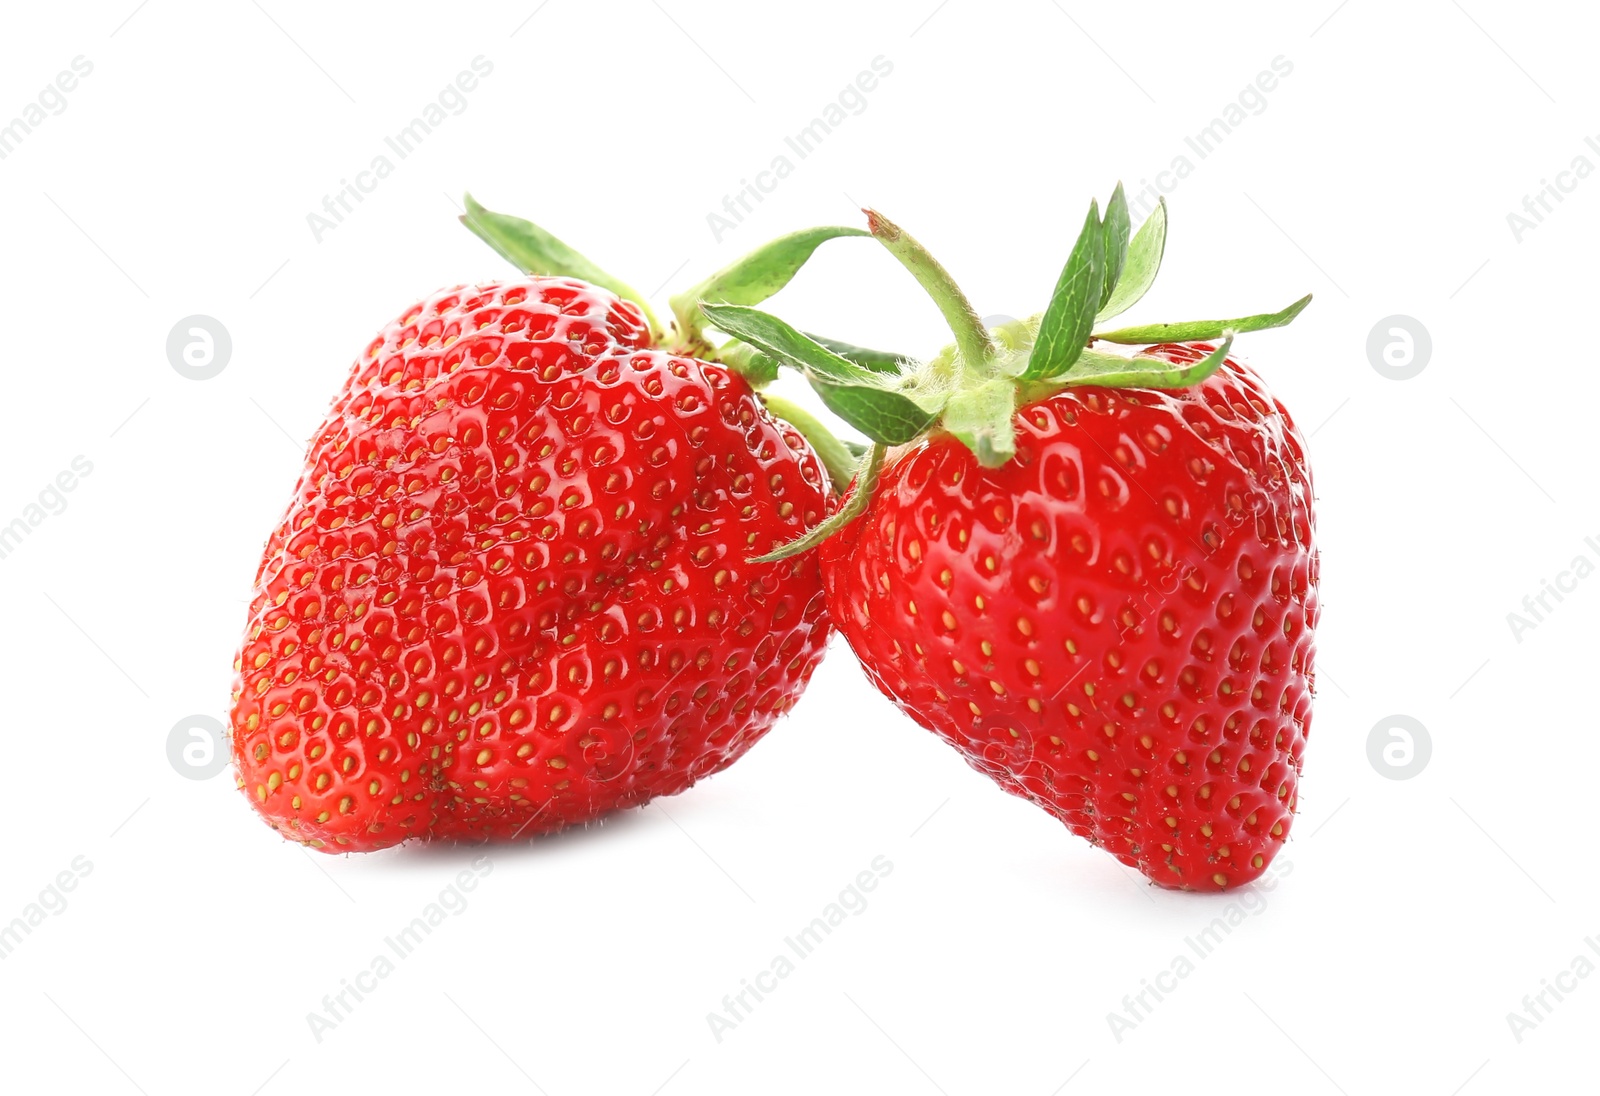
1095,197 -> 1167,323
700,302 -> 943,446
750,444 -> 886,563
807,334 -> 906,374
1060,335 -> 1235,389
1093,294 -> 1311,344
459,193 -> 661,339
745,333 -> 907,387
670,226 -> 869,351
699,302 -> 870,384
940,377 -> 1017,468
1026,200 -> 1104,380
810,378 -> 939,446
1099,183 -> 1131,311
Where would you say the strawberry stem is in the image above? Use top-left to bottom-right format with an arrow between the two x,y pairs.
865,209 -> 994,373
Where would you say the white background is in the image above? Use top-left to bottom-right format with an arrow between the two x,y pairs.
0,1 -> 1591,1092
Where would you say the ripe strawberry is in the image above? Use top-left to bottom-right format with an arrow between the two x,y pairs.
702,188 -> 1318,889
230,199 -> 870,852
820,344 -> 1316,889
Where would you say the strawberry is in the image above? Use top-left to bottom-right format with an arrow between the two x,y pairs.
701,188 -> 1317,889
230,198 -> 870,852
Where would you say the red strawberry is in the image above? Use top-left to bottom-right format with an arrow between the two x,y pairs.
701,188 -> 1318,889
820,344 -> 1316,889
229,198 -> 872,852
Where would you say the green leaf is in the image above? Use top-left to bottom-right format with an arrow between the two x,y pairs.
940,377 -> 1017,468
700,302 -> 942,446
810,378 -> 939,446
1099,183 -> 1131,311
746,334 -> 906,382
699,302 -> 875,385
1095,197 -> 1167,323
1061,335 -> 1234,389
751,444 -> 886,563
670,226 -> 869,348
1093,294 -> 1312,344
1026,200 -> 1104,380
805,334 -> 907,374
459,193 -> 660,337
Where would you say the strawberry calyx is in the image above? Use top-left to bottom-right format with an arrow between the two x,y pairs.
666,226 -> 870,357
461,193 -> 667,341
701,184 -> 1311,562
458,193 -> 866,490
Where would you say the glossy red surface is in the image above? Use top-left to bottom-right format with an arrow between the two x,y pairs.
231,278 -> 831,852
821,345 -> 1318,889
